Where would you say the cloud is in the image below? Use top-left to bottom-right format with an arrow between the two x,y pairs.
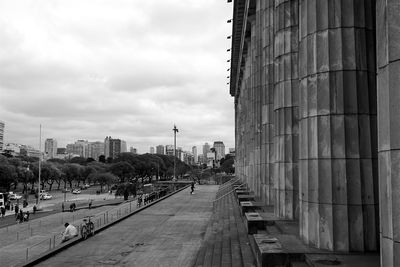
0,0 -> 235,153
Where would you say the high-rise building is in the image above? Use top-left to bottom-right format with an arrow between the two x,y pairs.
192,146 -> 197,163
150,147 -> 155,154
88,141 -> 104,160
66,140 -> 88,158
202,142 -> 210,163
213,141 -> 225,161
156,145 -> 165,155
103,137 -> 126,159
165,145 -> 174,156
44,138 -> 57,159
0,120 -> 4,151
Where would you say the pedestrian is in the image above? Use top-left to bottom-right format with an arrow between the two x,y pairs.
61,202 -> 64,212
19,210 -> 23,223
88,200 -> 92,210
0,206 -> 5,218
33,205 -> 37,214
14,204 -> 19,217
190,181 -> 195,195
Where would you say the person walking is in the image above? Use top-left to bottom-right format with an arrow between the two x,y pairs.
190,181 -> 195,195
0,206 -> 5,218
14,204 -> 19,217
61,202 -> 64,212
88,200 -> 92,210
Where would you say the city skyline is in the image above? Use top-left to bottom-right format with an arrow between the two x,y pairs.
0,1 -> 234,154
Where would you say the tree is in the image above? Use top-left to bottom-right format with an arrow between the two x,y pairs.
0,163 -> 17,191
115,182 -> 137,200
62,163 -> 83,189
89,172 -> 118,193
109,161 -> 135,183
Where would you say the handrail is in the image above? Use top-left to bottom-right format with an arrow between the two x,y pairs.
218,177 -> 241,191
213,183 -> 245,203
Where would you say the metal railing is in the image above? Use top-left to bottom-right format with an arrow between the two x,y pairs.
17,187 -> 176,265
213,183 -> 246,203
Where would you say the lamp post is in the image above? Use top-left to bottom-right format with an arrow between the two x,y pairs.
172,125 -> 178,181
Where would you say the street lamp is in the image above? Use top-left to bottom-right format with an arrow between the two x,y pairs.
172,125 -> 179,181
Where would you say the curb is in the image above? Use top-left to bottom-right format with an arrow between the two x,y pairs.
17,184 -> 190,267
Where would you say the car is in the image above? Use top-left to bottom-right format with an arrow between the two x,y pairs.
8,193 -> 22,200
40,193 -> 52,200
72,189 -> 81,194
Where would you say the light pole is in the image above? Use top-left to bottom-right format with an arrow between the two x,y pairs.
172,125 -> 178,181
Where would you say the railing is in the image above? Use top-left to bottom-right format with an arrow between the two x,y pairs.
17,187 -> 175,265
213,183 -> 246,204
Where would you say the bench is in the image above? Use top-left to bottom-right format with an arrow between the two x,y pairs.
237,194 -> 256,203
244,212 -> 265,234
239,201 -> 264,216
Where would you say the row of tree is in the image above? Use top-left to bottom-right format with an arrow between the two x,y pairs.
0,152 -> 191,194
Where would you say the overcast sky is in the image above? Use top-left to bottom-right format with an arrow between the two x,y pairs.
0,0 -> 234,154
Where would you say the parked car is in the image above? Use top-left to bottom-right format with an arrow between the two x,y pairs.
72,189 -> 81,194
40,193 -> 52,200
8,193 -> 22,200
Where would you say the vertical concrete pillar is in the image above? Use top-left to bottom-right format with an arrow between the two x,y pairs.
260,0 -> 276,205
298,0 -> 378,251
273,0 -> 299,220
376,1 -> 400,265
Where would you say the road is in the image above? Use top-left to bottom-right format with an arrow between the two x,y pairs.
36,185 -> 218,267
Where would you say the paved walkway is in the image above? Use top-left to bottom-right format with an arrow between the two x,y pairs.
0,199 -> 130,267
35,185 -> 218,267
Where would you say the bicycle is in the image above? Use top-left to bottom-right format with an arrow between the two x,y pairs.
81,215 -> 95,240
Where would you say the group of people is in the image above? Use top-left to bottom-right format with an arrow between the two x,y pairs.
16,209 -> 29,223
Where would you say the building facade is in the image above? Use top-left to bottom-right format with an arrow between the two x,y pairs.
156,145 -> 165,155
213,141 -> 225,161
228,0 -> 398,264
202,142 -> 210,161
150,147 -> 155,154
192,146 -> 197,163
104,137 -> 126,159
0,121 -> 4,151
66,140 -> 89,158
165,145 -> 174,156
44,138 -> 57,159
88,141 -> 104,160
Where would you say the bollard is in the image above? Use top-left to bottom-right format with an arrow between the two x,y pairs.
53,235 -> 56,249
26,248 -> 29,261
31,228 -> 33,236
17,231 -> 19,241
130,201 -> 132,212
49,238 -> 51,250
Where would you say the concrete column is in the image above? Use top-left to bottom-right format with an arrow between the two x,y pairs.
298,0 -> 378,251
273,0 -> 299,220
260,0 -> 276,205
376,1 -> 400,265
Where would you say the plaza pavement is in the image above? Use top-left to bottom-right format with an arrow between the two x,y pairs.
35,185 -> 219,267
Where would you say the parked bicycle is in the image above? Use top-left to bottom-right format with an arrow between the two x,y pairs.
81,215 -> 95,240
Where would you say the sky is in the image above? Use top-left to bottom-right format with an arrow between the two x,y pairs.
0,0 -> 234,154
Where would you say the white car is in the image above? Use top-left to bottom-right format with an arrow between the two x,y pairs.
72,189 -> 81,194
40,193 -> 52,200
8,193 -> 22,200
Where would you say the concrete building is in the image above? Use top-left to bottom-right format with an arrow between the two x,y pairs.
44,138 -> 57,159
202,142 -> 210,161
156,145 -> 165,155
166,145 -> 174,156
0,120 -> 4,151
150,147 -> 155,154
66,140 -> 88,158
213,141 -> 225,161
104,137 -> 126,159
229,0 -> 399,264
192,146 -> 198,163
88,141 -> 104,160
